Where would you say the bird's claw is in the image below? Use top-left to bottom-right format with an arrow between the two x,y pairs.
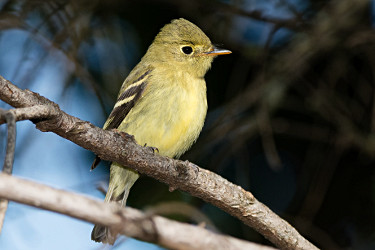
144,143 -> 159,154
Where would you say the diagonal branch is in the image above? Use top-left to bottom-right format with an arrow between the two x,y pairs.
0,173 -> 275,250
0,75 -> 318,250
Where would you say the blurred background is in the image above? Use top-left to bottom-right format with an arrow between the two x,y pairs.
1,0 -> 375,249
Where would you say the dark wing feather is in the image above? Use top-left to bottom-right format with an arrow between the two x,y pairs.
91,69 -> 152,170
105,69 -> 151,130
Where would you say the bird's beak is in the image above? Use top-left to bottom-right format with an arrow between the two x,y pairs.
205,46 -> 232,56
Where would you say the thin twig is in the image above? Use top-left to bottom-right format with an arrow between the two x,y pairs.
2,110 -> 16,174
0,108 -> 17,233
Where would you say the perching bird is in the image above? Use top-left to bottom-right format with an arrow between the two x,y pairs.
91,18 -> 231,244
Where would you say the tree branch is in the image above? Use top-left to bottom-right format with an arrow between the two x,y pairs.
0,109 -> 16,174
0,108 -> 16,233
0,173 -> 275,250
0,75 -> 318,250
0,105 -> 56,125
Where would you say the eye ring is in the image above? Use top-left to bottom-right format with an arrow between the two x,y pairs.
181,46 -> 193,55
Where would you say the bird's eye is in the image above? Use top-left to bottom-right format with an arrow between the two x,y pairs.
181,46 -> 193,55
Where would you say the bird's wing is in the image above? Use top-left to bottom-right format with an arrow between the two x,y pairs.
104,68 -> 152,130
91,68 -> 152,170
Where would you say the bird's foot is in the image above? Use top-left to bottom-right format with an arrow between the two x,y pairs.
144,143 -> 159,154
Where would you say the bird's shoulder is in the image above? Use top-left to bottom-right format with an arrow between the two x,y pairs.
103,64 -> 154,130
119,64 -> 154,94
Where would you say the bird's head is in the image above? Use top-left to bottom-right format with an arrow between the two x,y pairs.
146,18 -> 231,78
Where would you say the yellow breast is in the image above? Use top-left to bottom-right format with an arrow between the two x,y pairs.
118,70 -> 207,158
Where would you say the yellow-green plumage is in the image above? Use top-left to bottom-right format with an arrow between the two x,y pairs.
91,18 -> 231,244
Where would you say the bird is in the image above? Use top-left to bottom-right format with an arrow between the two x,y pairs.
91,18 -> 231,244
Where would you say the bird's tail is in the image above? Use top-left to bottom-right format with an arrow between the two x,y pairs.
91,162 -> 140,244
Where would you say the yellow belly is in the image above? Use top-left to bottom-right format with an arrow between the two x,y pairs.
118,76 -> 207,158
